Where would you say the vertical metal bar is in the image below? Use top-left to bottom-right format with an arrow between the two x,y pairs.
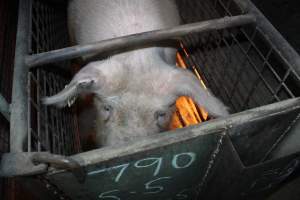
37,69 -> 41,151
27,72 -> 31,152
49,76 -> 56,153
10,0 -> 31,152
0,94 -> 10,121
42,70 -> 50,151
51,74 -> 60,154
55,79 -> 63,154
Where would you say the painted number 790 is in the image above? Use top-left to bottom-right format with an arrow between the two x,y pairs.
88,152 -> 196,182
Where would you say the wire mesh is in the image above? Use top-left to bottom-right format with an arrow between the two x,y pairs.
28,69 -> 80,155
28,0 -> 80,155
30,0 -> 69,54
26,0 -> 300,155
25,1 -> 80,198
177,0 -> 300,113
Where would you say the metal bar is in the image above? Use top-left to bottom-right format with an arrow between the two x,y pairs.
32,152 -> 86,183
37,69 -> 41,152
10,0 -> 31,152
70,97 -> 300,166
42,70 -> 50,151
25,14 -> 256,67
27,72 -> 31,152
32,153 -> 81,171
0,94 -> 10,121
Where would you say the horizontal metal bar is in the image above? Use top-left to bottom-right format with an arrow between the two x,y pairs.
32,153 -> 80,171
68,97 -> 300,167
0,94 -> 10,121
26,14 -> 256,67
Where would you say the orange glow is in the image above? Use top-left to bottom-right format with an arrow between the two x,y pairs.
169,48 -> 209,130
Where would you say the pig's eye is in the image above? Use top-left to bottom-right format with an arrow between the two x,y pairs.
157,111 -> 166,118
155,110 -> 169,129
100,105 -> 113,121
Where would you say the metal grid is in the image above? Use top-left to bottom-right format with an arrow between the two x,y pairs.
177,0 -> 300,113
25,1 -> 80,198
31,0 -> 69,54
25,0 -> 300,156
28,0 -> 80,155
28,69 -> 80,155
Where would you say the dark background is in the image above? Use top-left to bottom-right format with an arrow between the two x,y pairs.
252,0 -> 300,54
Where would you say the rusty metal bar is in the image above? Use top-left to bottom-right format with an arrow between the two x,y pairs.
0,94 -> 10,121
25,14 -> 256,67
10,0 -> 31,152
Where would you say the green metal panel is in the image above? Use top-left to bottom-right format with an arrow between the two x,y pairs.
45,98 -> 300,200
49,130 -> 225,200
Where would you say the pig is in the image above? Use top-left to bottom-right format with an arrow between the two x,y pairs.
42,0 -> 229,147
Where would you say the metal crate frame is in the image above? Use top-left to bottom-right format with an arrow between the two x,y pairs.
0,0 -> 300,199
178,0 -> 300,112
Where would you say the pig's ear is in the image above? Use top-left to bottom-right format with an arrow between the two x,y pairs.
42,62 -> 108,107
169,69 -> 229,118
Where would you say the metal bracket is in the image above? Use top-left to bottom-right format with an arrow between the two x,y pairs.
0,152 -> 86,183
0,152 -> 48,177
32,153 -> 86,183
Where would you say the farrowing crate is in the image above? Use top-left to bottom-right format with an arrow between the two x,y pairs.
1,0 -> 300,199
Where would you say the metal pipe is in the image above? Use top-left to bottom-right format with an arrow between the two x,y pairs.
32,153 -> 86,183
10,0 -> 31,152
0,94 -> 10,121
25,14 -> 256,67
71,98 -> 300,166
32,153 -> 81,170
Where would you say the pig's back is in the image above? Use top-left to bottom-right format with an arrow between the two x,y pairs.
68,0 -> 180,45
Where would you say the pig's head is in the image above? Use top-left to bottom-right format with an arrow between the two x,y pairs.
43,57 -> 229,147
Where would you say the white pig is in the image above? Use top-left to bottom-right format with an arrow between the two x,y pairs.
43,0 -> 229,147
